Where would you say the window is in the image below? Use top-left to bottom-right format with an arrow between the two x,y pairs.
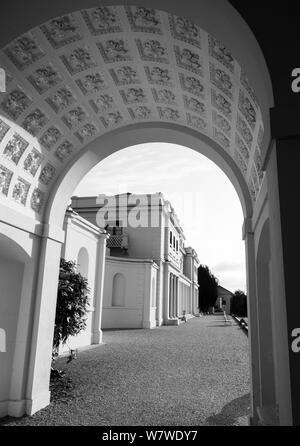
169,231 -> 172,245
176,240 -> 178,252
112,273 -> 126,307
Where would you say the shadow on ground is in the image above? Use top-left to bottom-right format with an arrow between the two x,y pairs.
205,393 -> 250,426
206,324 -> 236,328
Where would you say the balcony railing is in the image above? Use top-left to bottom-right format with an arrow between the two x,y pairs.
107,234 -> 128,250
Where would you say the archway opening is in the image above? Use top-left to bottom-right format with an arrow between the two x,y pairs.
59,141 -> 251,424
74,142 -> 247,293
0,1 -> 286,426
0,232 -> 32,417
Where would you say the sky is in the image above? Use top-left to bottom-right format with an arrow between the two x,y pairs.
74,143 -> 246,292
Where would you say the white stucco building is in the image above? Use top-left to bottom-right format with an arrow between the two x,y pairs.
216,285 -> 233,314
59,207 -> 108,352
68,192 -> 200,333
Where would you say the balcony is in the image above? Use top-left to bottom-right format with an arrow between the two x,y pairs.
107,234 -> 129,250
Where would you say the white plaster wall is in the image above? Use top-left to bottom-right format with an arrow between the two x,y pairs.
184,256 -> 192,280
102,258 -> 155,329
217,290 -> 232,314
126,226 -> 162,261
149,265 -> 158,327
60,218 -> 99,352
193,286 -> 199,314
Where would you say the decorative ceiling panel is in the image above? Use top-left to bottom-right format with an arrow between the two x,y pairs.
0,5 -> 265,216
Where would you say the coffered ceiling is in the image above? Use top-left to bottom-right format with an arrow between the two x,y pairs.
0,5 -> 264,217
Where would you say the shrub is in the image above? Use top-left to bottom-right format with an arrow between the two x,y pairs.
52,259 -> 90,358
230,290 -> 247,317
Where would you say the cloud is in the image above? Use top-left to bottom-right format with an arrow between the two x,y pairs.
74,143 -> 246,291
213,261 -> 245,273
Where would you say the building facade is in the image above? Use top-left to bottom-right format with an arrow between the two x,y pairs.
216,285 -> 233,314
71,193 -> 200,330
60,207 -> 108,351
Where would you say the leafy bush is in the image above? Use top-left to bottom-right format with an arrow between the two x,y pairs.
52,259 -> 90,357
230,290 -> 247,317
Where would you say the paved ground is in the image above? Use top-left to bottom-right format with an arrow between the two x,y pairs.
2,315 -> 250,426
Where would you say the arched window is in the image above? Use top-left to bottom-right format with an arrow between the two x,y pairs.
77,247 -> 89,279
112,273 -> 126,307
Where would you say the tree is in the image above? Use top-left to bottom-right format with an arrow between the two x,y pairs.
198,265 -> 219,312
52,259 -> 90,358
230,290 -> 247,316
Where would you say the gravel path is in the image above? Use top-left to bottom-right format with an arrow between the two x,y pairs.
2,316 -> 250,426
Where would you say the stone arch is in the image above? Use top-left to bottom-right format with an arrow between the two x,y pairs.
112,273 -> 126,307
0,1 -> 274,131
0,1 -> 289,425
0,4 -> 268,224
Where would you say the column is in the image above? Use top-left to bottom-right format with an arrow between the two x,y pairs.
178,282 -> 181,316
266,134 -> 298,425
268,107 -> 297,425
25,226 -> 64,416
163,263 -> 170,323
176,278 -> 179,317
243,219 -> 261,425
169,273 -> 172,318
174,277 -> 178,317
276,139 -> 300,425
156,260 -> 164,326
256,256 -> 276,410
171,275 -> 175,318
92,232 -> 109,344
